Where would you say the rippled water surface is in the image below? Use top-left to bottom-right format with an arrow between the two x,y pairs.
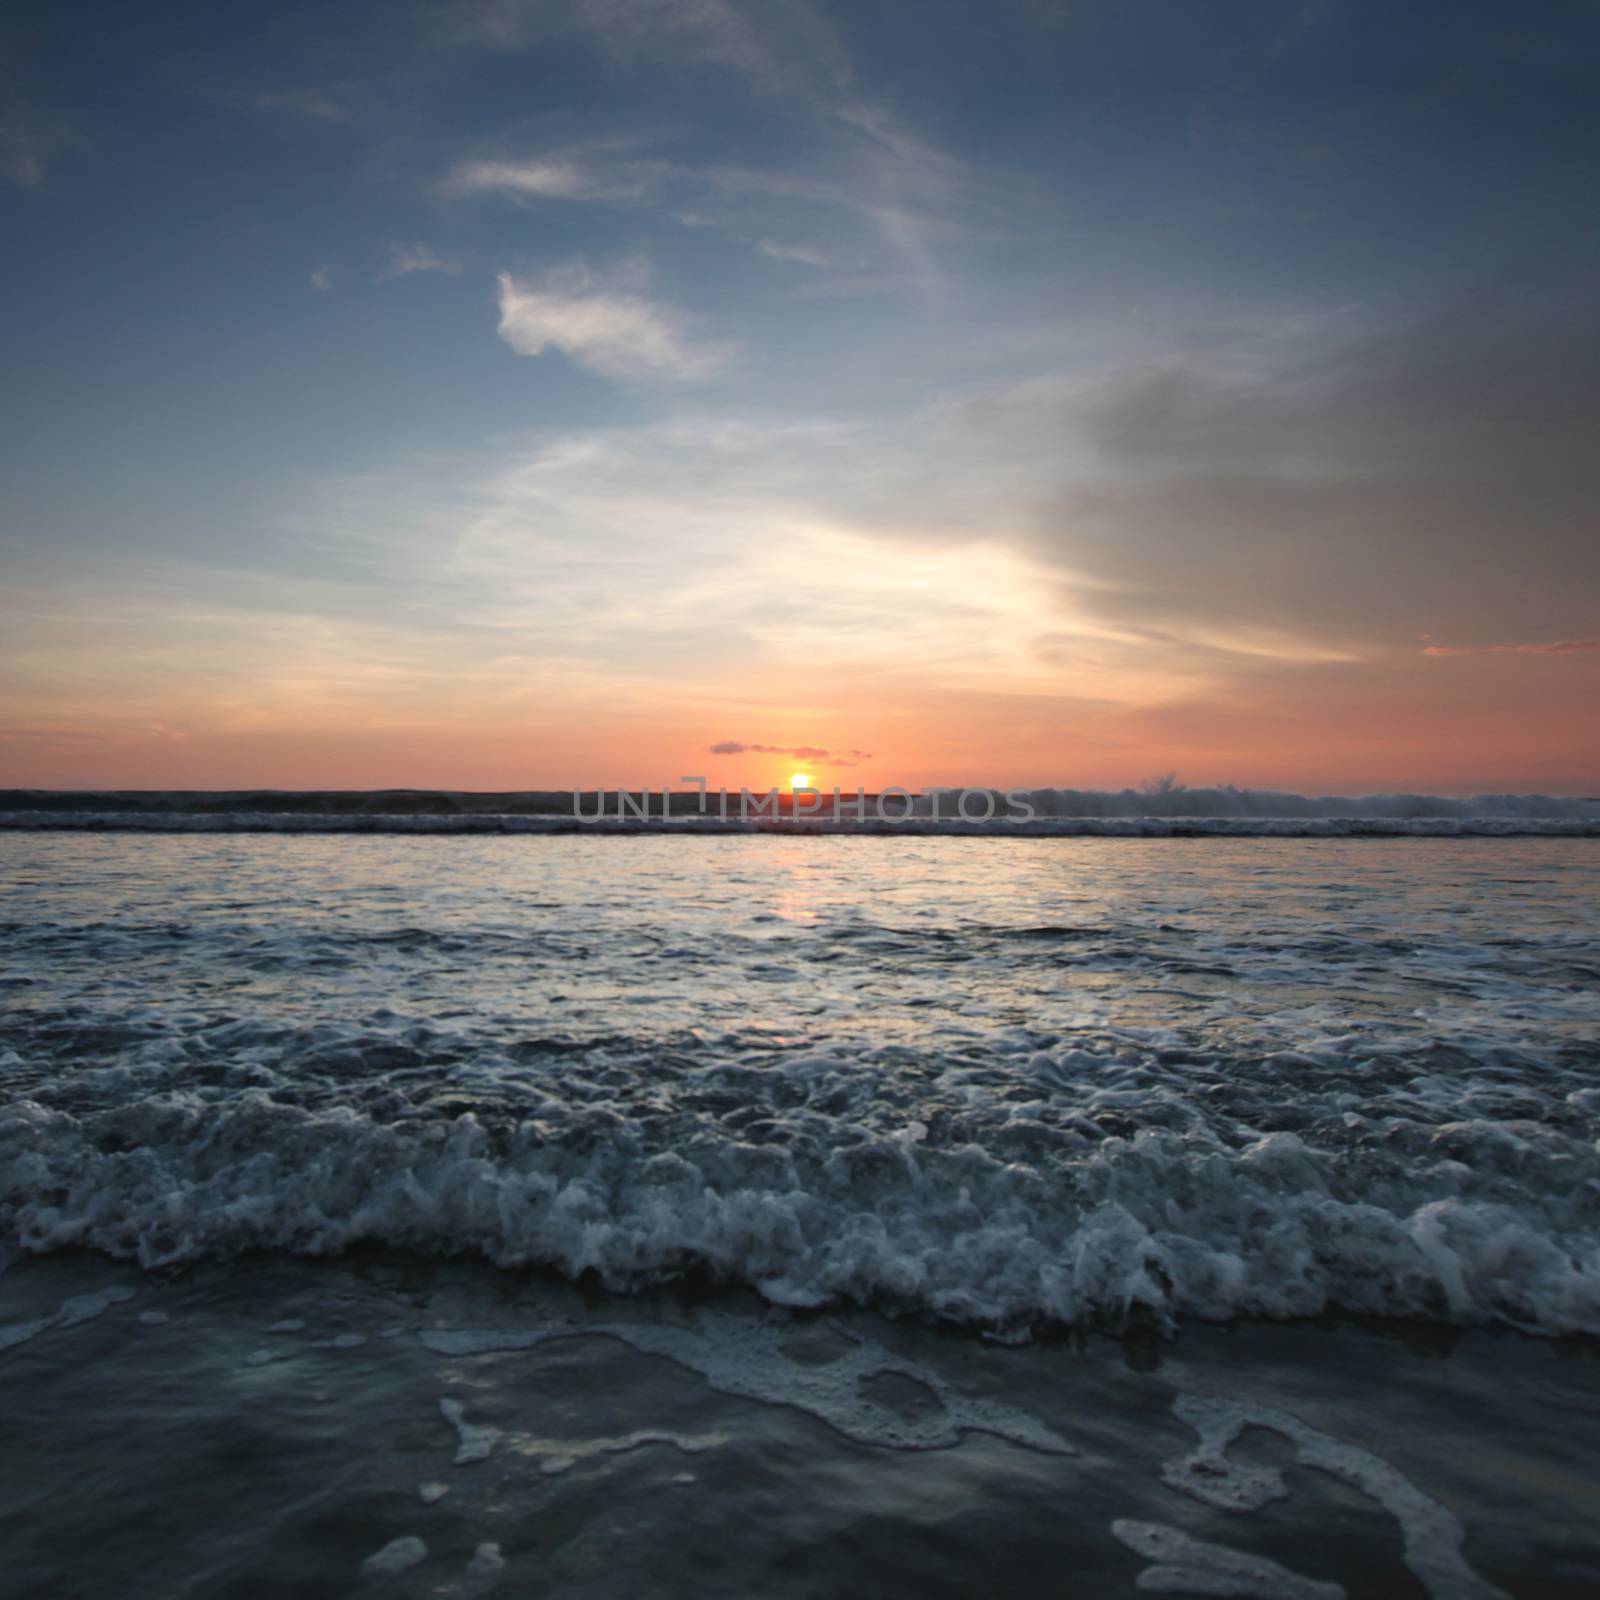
2,834 -> 1599,1598
2,834 -> 1596,1332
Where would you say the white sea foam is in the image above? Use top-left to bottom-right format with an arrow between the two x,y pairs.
439,1397 -> 500,1464
1164,1396 -> 1509,1600
360,1536 -> 428,1577
465,1542 -> 505,1578
527,1427 -> 724,1476
421,1313 -> 1074,1454
5,1083 -> 1594,1335
0,1286 -> 134,1354
1111,1520 -> 1344,1598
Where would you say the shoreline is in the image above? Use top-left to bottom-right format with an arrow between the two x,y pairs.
3,1245 -> 1596,1597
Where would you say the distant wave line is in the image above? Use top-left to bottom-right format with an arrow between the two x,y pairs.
1,810 -> 1596,838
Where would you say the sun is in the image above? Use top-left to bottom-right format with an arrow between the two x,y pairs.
789,773 -> 812,790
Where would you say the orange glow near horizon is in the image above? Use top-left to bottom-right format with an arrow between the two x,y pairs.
2,621 -> 1598,797
2,655 -> 1599,800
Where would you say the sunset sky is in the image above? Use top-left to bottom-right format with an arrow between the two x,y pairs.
3,0 -> 1597,794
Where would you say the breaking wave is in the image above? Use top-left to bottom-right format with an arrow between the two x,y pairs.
2,830 -> 1596,1339
1,785 -> 1596,835
5,1069 -> 1597,1337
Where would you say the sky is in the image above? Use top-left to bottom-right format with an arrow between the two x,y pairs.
2,0 -> 1598,795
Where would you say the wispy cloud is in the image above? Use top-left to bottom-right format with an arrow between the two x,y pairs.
1421,637 -> 1600,657
437,2 -> 1014,292
446,149 -> 953,289
710,741 -> 872,766
381,242 -> 460,279
0,718 -> 188,746
308,265 -> 333,292
694,150 -> 1000,293
457,0 -> 850,98
756,238 -> 831,268
248,86 -> 357,122
445,155 -> 642,201
495,266 -> 722,382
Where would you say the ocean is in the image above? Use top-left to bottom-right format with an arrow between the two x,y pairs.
2,828 -> 1597,1597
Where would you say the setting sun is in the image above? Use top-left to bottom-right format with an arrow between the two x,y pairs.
790,773 -> 812,790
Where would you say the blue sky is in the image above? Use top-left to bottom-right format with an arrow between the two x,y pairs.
3,0 -> 1598,791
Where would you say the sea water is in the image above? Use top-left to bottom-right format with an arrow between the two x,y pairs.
1,833 -> 1596,1596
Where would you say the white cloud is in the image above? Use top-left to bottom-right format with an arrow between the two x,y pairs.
756,238 -> 830,267
495,268 -> 721,382
249,86 -> 355,121
447,157 -> 636,201
308,265 -> 333,292
410,411 -> 1132,697
382,242 -> 460,279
